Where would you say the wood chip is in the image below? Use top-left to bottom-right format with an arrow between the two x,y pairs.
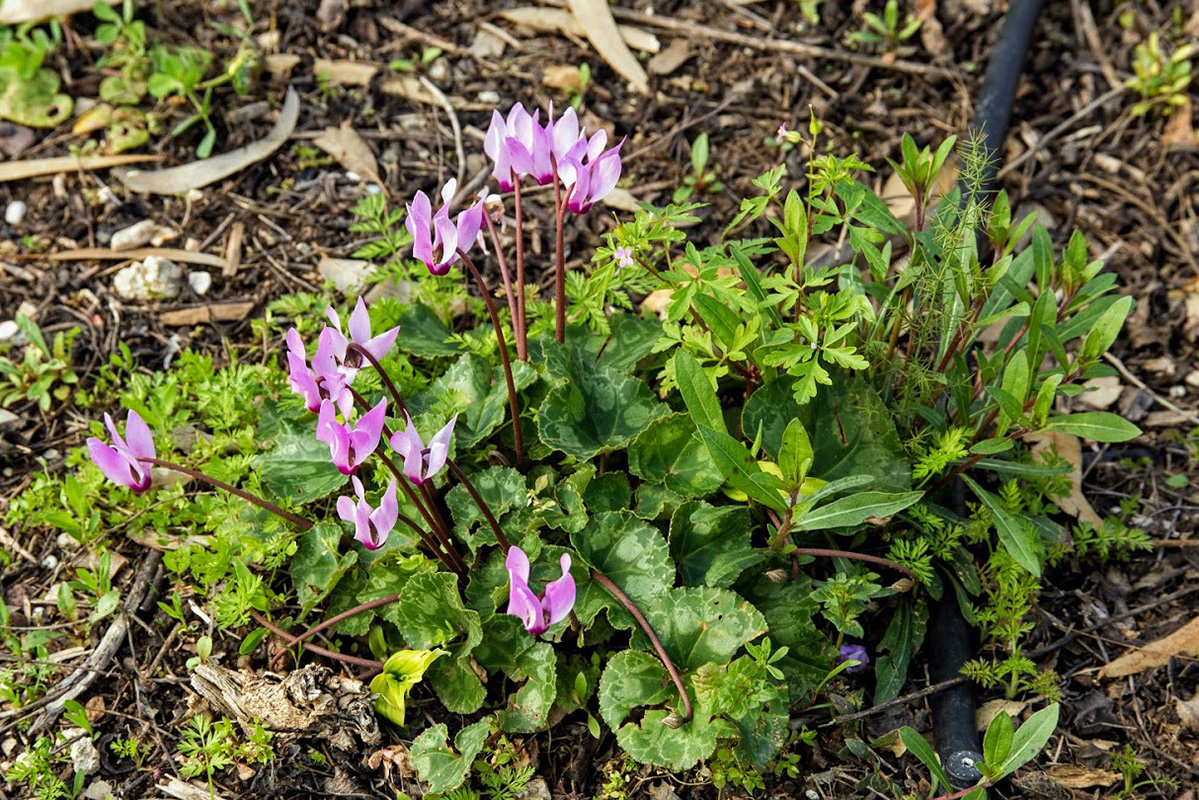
378,74 -> 441,105
223,222 -> 245,278
47,247 -> 224,268
0,153 -> 159,183
313,58 -> 379,86
1043,765 -> 1121,789
543,64 -> 584,92
313,124 -> 383,188
1098,615 -> 1199,678
159,302 -> 255,326
122,86 -> 299,195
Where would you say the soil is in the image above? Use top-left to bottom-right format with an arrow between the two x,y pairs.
2,0 -> 1199,798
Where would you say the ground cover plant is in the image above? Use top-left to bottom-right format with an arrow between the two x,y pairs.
3,91 -> 1151,798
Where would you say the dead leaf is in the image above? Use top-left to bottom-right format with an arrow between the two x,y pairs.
264,53 -> 302,80
1079,376 -> 1123,410
378,74 -> 441,105
542,64 -> 584,92
569,0 -> 649,92
313,58 -> 378,87
497,8 -> 660,54
0,153 -> 158,183
0,0 -> 115,24
1177,696 -> 1199,732
126,529 -> 210,551
313,124 -> 383,188
1043,765 -> 1121,789
1025,430 -> 1102,526
47,247 -> 224,268
601,187 -> 639,213
647,38 -> 693,76
1098,615 -> 1199,678
881,158 -> 957,227
156,778 -> 228,800
976,698 -> 1027,731
366,744 -> 414,780
641,289 -> 673,319
159,302 -> 255,326
914,0 -> 950,59
123,86 -> 299,195
1163,97 -> 1197,151
315,0 -> 346,31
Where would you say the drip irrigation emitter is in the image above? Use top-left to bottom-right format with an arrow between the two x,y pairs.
927,0 -> 1046,790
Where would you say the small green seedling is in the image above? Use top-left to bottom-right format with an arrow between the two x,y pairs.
0,313 -> 80,412
1126,32 -> 1195,116
389,46 -> 444,73
848,0 -> 923,51
673,132 -> 724,203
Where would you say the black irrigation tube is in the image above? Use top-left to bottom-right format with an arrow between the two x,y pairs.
928,0 -> 1046,789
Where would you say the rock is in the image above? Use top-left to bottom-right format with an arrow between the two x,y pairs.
187,271 -> 213,296
81,779 -> 114,800
0,408 -> 19,429
68,731 -> 100,777
110,219 -> 177,250
0,319 -> 18,341
5,200 -> 26,225
113,256 -> 183,301
517,777 -> 551,800
318,257 -> 375,296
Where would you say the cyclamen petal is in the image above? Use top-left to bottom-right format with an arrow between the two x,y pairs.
86,409 -> 155,493
317,397 -> 386,475
542,554 -> 576,628
504,546 -> 577,637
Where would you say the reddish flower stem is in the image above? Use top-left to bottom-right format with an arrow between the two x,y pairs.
552,160 -> 567,344
269,593 -> 400,670
483,210 -> 524,361
789,548 -> 919,584
137,457 -> 312,530
513,175 -> 528,359
251,610 -> 383,670
445,458 -> 511,551
345,342 -> 409,419
589,568 -> 693,726
457,249 -> 526,468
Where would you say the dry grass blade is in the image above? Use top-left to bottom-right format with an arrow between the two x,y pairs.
0,154 -> 159,183
45,247 -> 225,268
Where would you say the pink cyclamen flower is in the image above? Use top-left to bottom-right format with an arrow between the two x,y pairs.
389,412 -> 456,485
505,546 -> 576,636
316,396 -> 387,475
557,131 -> 623,214
405,179 -> 487,275
286,328 -> 322,412
285,328 -> 353,418
325,296 -> 399,371
87,409 -> 155,493
337,475 -> 399,550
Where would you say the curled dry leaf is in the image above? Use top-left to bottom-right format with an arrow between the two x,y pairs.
313,124 -> 383,188
313,58 -> 379,87
1098,615 -> 1199,678
1042,765 -> 1121,789
122,86 -> 299,195
159,302 -> 256,326
497,7 -> 660,54
568,0 -> 649,92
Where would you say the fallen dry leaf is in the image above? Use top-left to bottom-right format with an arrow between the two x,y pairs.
378,74 -> 441,105
1078,376 -> 1123,410
0,0 -> 115,23
314,124 -> 383,188
159,302 -> 255,326
543,64 -> 584,92
123,86 -> 299,195
1025,430 -> 1102,526
647,38 -> 693,76
914,0 -> 950,59
497,8 -> 660,54
569,0 -> 649,92
313,58 -> 378,87
976,697 -> 1027,731
1043,765 -> 1121,789
880,158 -> 957,227
264,53 -> 302,79
1098,615 -> 1199,678
601,187 -> 639,212
1163,97 -> 1197,151
0,153 -> 158,183
1177,696 -> 1199,732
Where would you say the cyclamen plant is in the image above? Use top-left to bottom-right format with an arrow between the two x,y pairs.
77,105 -> 1135,792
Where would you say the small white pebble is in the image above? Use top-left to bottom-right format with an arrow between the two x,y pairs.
805,791 -> 820,800
187,271 -> 212,296
478,90 -> 501,105
41,554 -> 58,570
366,183 -> 382,195
0,320 -> 18,341
344,170 -> 361,182
5,200 -> 26,225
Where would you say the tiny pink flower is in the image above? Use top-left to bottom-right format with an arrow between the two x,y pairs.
505,546 -> 576,636
337,475 -> 399,550
87,409 -> 155,493
389,412 -> 456,485
613,246 -> 634,269
316,396 -> 387,475
775,123 -> 788,144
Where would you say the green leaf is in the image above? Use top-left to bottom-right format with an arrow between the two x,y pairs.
640,587 -> 767,670
673,351 -> 724,432
873,601 -> 925,704
393,303 -> 462,357
259,430 -> 346,504
538,343 -> 667,460
693,294 -> 741,347
584,472 -> 632,513
695,424 -> 788,513
445,467 -> 525,551
395,571 -> 482,651
998,703 -> 1059,776
496,640 -> 558,732
290,522 -> 358,616
1043,412 -> 1140,443
419,353 -> 538,448
669,501 -> 762,588
737,577 -> 837,701
792,491 -> 923,532
628,414 -> 725,499
428,656 -> 487,714
571,511 -> 674,629
597,650 -> 673,731
982,710 -> 1014,771
899,727 -> 953,793
778,418 -> 814,485
410,719 -> 490,794
962,476 -> 1041,577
